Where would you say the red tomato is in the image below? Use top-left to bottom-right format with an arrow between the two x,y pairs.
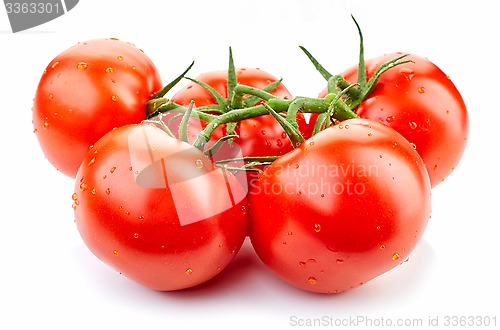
168,68 -> 311,186
320,53 -> 469,187
73,123 -> 248,291
249,119 -> 431,294
33,38 -> 162,178
170,69 -> 311,150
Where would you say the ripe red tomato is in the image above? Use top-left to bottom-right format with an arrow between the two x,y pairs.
249,119 -> 431,294
168,68 -> 312,185
73,123 -> 248,291
33,38 -> 162,178
320,53 -> 469,187
170,68 -> 311,151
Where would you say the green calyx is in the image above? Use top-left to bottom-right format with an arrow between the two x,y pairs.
299,15 -> 413,113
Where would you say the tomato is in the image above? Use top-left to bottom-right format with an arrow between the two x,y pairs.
33,38 -> 162,178
249,119 -> 431,294
73,123 -> 248,291
319,53 -> 469,187
167,68 -> 312,186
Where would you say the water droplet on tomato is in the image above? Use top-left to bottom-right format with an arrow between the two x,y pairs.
48,93 -> 54,100
43,122 -> 49,129
299,261 -> 306,267
51,61 -> 59,69
380,244 -> 386,250
392,253 -> 400,261
399,68 -> 414,81
417,87 -> 425,93
113,250 -> 119,256
88,158 -> 95,166
410,142 -> 417,150
261,130 -> 266,136
105,67 -> 114,74
281,132 -> 287,139
79,182 -> 87,191
292,164 -> 299,170
91,188 -> 96,195
326,246 -> 339,253
110,166 -> 116,173
276,139 -> 283,147
77,62 -> 88,70
314,223 -> 321,232
117,55 -> 124,61
71,193 -> 78,201
409,121 -> 418,130
386,116 -> 395,123
195,159 -> 204,169
336,258 -> 344,264
287,231 -> 293,235
111,95 -> 118,102
433,164 -> 439,172
133,233 -> 139,239
105,188 -> 111,195
309,141 -> 315,146
307,277 -> 317,284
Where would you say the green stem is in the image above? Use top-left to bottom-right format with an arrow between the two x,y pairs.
185,77 -> 229,110
350,54 -> 412,110
232,84 -> 278,105
227,47 -> 237,106
243,78 -> 285,107
178,101 -> 194,142
262,103 -> 305,148
193,105 -> 270,150
146,97 -> 169,118
149,61 -> 195,100
285,97 -> 330,130
216,156 -> 280,164
299,46 -> 332,81
154,102 -> 217,123
351,15 -> 367,89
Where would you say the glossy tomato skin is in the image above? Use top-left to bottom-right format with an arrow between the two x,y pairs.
33,38 -> 162,178
73,123 -> 248,291
321,53 -> 469,187
249,119 -> 431,294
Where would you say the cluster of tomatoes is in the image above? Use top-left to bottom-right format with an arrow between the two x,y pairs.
32,22 -> 468,294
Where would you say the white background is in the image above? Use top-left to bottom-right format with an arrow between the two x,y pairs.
1,1 -> 498,329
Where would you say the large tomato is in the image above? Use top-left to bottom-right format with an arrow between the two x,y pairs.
320,53 -> 469,187
73,123 -> 248,291
249,119 -> 431,294
33,38 -> 162,178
